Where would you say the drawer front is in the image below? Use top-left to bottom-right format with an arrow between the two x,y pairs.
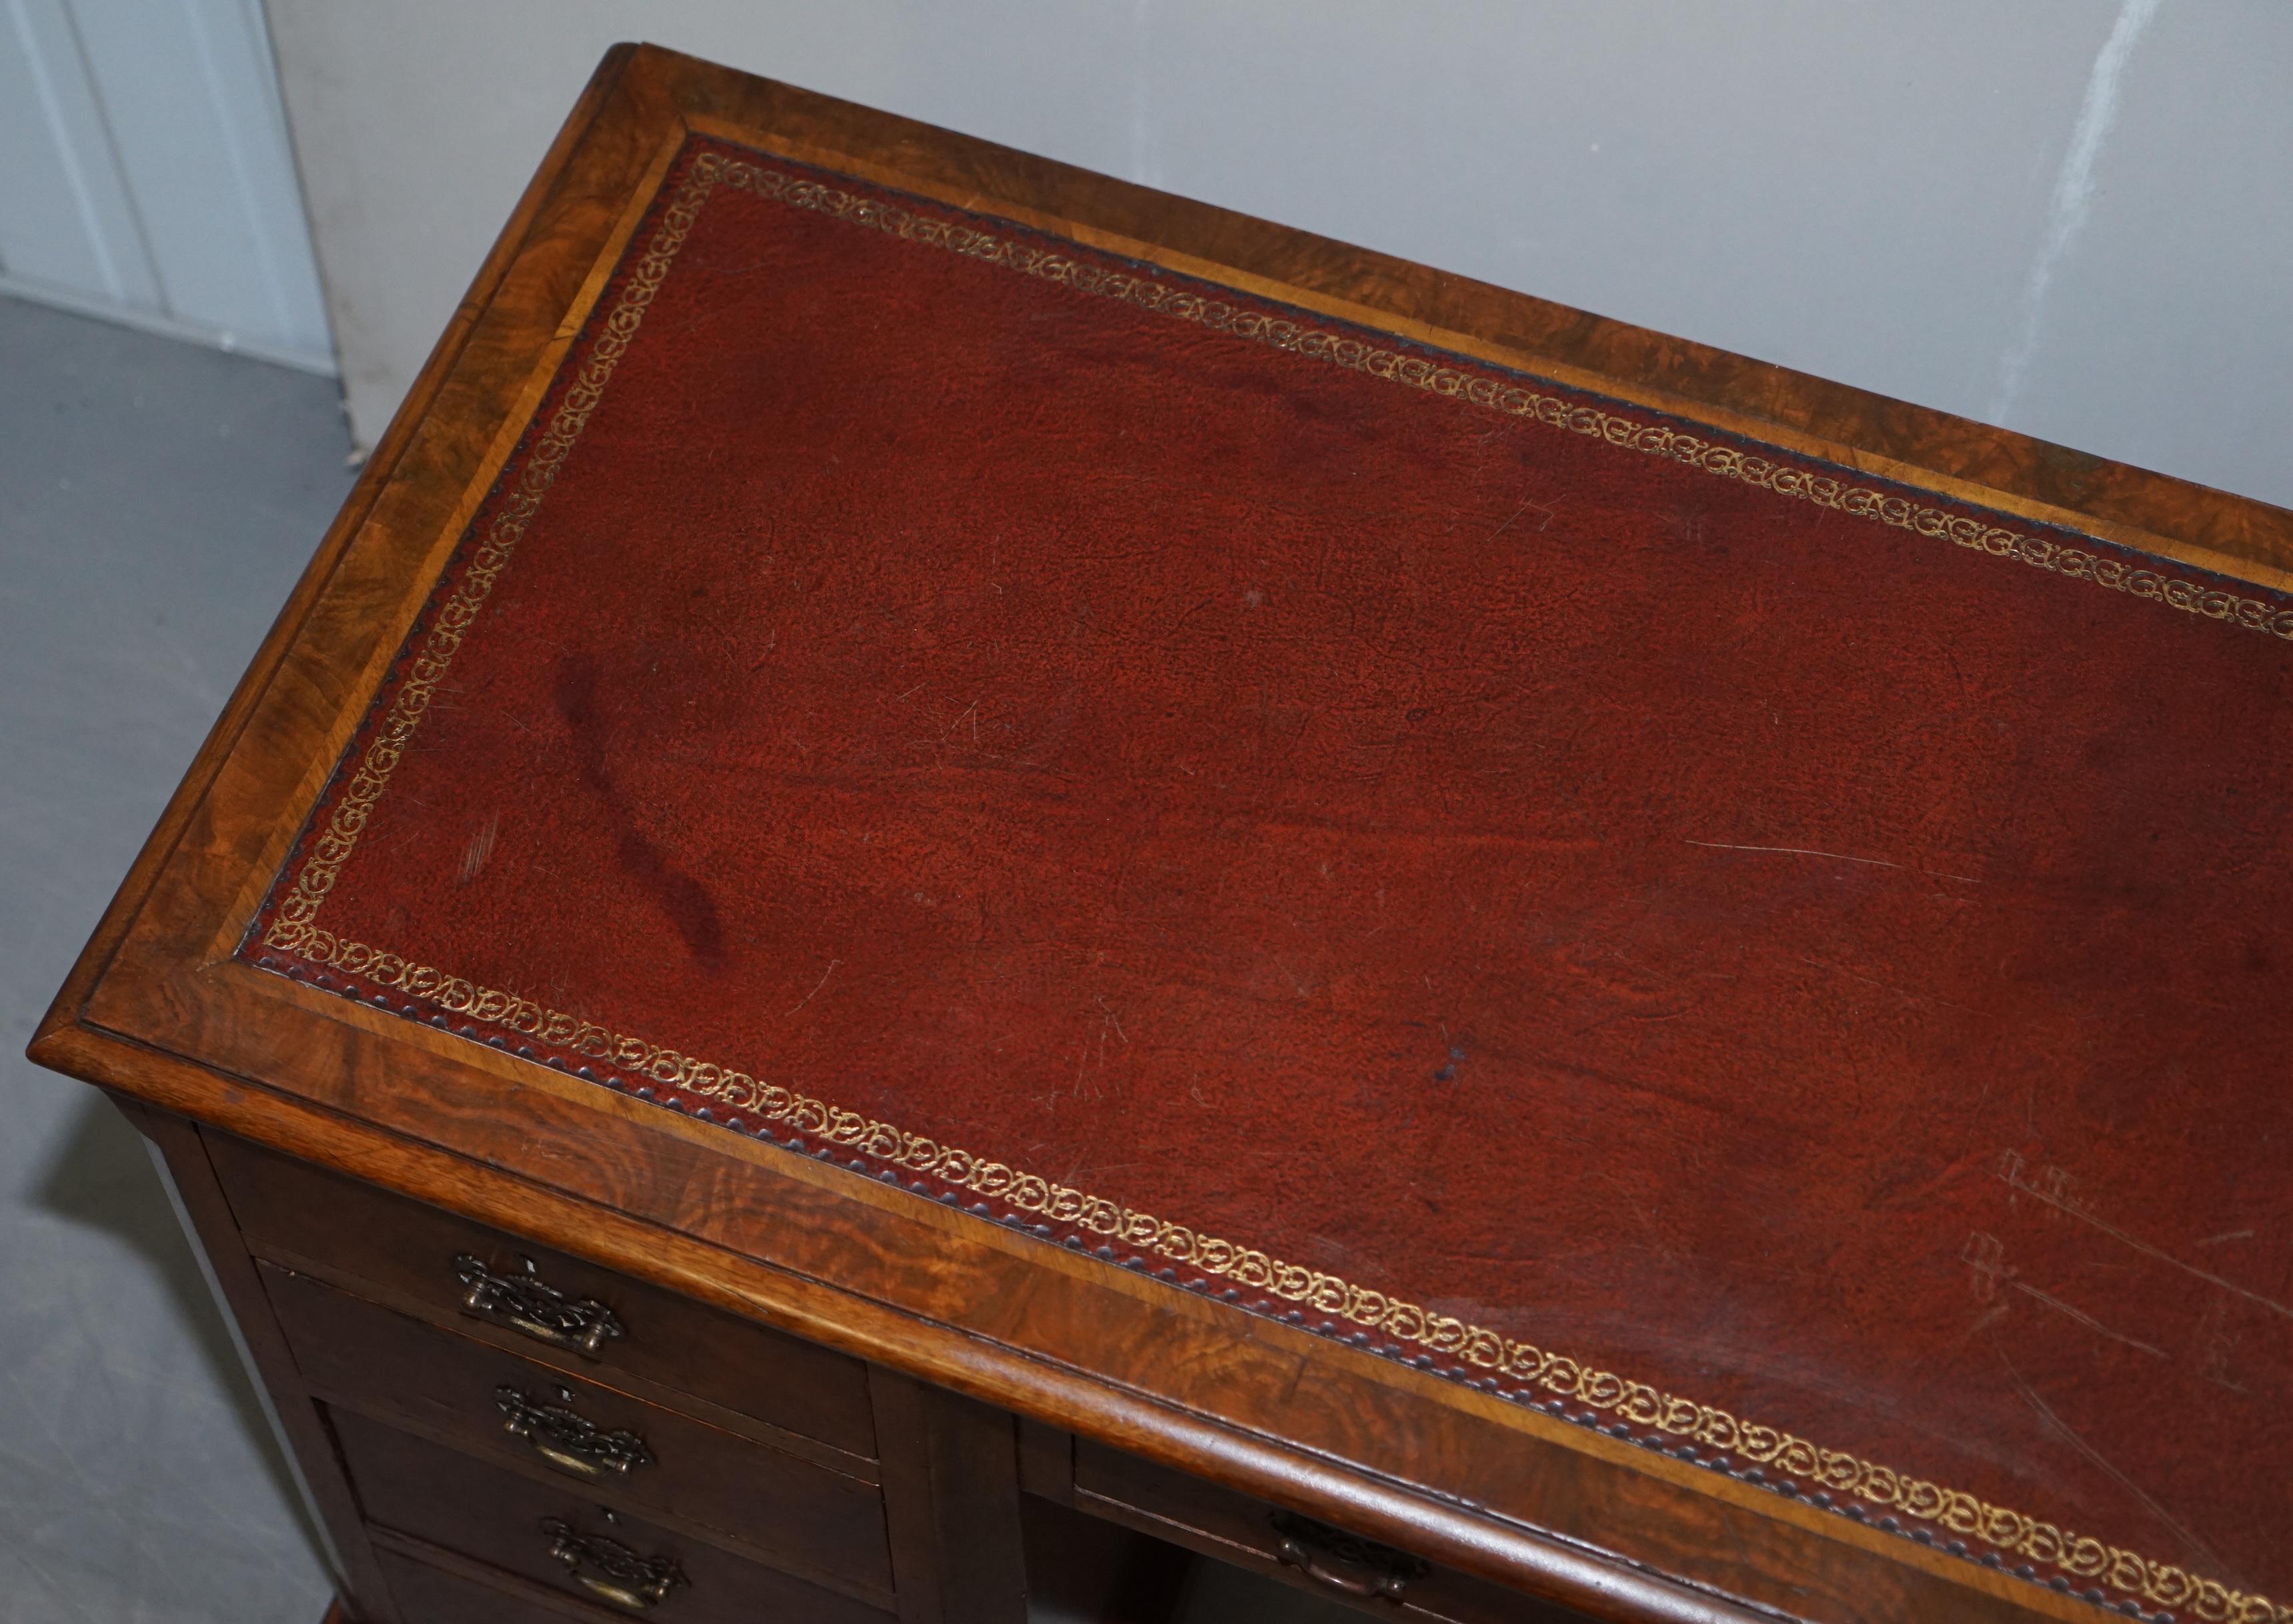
1075,1441 -> 1576,1624
268,1264 -> 891,1591
209,1132 -> 874,1457
337,1407 -> 892,1624
377,1547 -> 620,1624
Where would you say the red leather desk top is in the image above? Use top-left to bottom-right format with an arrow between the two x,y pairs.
248,140 -> 2292,1621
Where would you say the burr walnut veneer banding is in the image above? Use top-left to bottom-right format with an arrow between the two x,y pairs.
31,42 -> 2292,1624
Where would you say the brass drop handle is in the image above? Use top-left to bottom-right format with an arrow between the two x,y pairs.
1270,1512 -> 1429,1603
541,1517 -> 684,1612
498,1385 -> 654,1481
454,1253 -> 626,1358
538,1439 -> 608,1479
575,1574 -> 668,1612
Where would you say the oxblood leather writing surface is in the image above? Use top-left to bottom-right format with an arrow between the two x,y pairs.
247,141 -> 2292,1619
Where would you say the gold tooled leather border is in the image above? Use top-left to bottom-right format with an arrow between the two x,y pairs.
708,155 -> 2292,646
253,141 -> 2288,1624
259,147 -> 714,950
266,928 -> 2284,1624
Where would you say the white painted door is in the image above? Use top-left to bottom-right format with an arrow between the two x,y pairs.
0,0 -> 333,372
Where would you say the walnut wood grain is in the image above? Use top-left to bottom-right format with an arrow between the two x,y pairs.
1075,1437 -> 1588,1624
872,1370 -> 1031,1624
333,1406 -> 893,1624
263,1266 -> 892,1597
215,1131 -> 878,1461
29,41 -> 2263,1624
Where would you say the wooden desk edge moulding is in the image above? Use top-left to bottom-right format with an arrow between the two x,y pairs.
31,42 -> 2293,1624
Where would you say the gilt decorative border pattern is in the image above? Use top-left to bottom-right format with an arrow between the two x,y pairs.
261,158 -> 718,954
712,155 -> 2293,646
268,930 -> 2279,1624
253,141 -> 2288,1624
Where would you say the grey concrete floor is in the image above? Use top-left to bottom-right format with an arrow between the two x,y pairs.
1,292 -> 350,1624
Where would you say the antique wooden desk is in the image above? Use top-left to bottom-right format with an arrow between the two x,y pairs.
31,44 -> 2292,1624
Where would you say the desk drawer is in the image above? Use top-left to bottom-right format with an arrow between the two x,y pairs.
267,1263 -> 890,1592
209,1132 -> 874,1457
1075,1441 -> 1575,1623
377,1546 -> 622,1624
337,1407 -> 892,1624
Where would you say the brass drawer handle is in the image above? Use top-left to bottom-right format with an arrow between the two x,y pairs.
497,1384 -> 654,1480
1270,1511 -> 1429,1603
541,1517 -> 686,1611
454,1254 -> 625,1358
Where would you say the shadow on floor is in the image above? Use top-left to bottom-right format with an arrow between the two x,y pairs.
27,1092 -> 329,1565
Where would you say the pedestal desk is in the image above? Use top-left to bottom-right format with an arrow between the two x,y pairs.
31,43 -> 2293,1624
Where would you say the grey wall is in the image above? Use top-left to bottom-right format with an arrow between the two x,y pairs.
0,0 -> 334,371
261,0 -> 2292,510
